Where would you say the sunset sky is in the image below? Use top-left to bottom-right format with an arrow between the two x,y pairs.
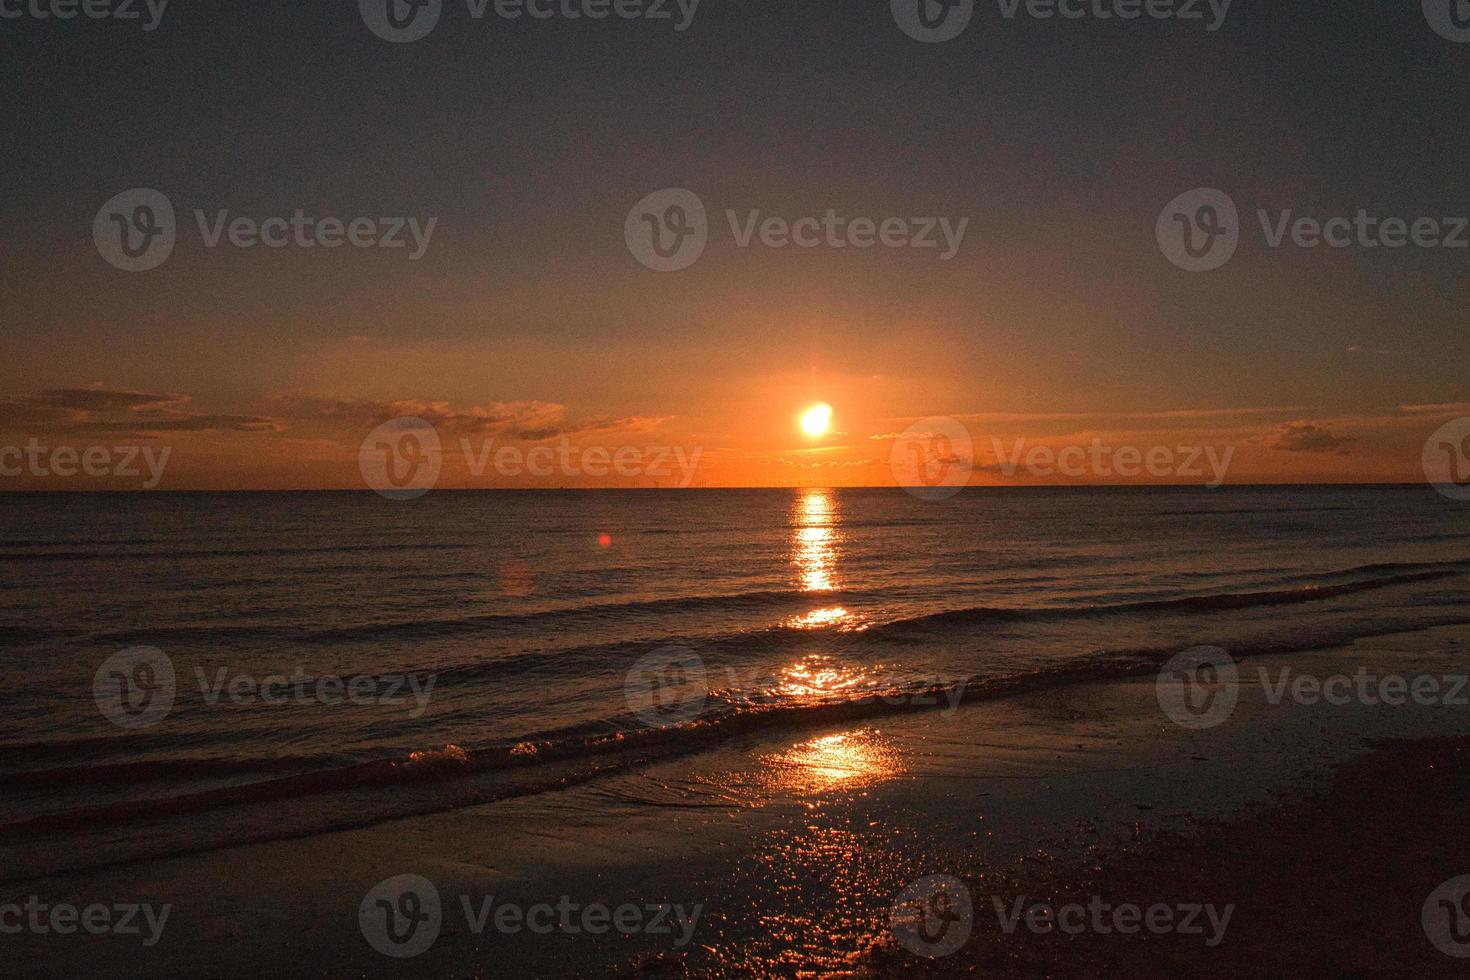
2,2 -> 1466,489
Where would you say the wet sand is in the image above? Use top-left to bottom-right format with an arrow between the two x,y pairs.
872,732 -> 1470,979
8,624 -> 1470,977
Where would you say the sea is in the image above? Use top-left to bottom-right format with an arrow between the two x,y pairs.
1,485 -> 1467,879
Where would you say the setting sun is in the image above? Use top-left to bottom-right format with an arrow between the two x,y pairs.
800,402 -> 833,437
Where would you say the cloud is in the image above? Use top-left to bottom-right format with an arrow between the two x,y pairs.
1268,421 -> 1354,455
871,406 -> 1316,427
1398,402 -> 1470,417
70,414 -> 281,434
36,388 -> 189,412
282,395 -> 668,441
0,387 -> 282,436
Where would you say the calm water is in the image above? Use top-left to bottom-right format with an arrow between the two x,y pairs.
1,486 -> 1467,877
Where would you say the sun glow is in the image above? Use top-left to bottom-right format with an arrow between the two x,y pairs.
799,402 -> 832,437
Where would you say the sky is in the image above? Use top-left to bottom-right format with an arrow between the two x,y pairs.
1,0 -> 1467,489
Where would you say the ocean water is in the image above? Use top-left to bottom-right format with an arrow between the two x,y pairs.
1,486 -> 1467,879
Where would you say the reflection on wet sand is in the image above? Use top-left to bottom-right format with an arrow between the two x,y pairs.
760,729 -> 904,795
698,727 -> 913,975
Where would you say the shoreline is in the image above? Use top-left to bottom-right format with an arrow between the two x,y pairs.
8,622 -> 1470,977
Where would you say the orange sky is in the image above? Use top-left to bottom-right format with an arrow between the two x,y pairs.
0,371 -> 1463,490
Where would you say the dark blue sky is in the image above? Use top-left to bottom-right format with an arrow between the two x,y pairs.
0,0 -> 1465,486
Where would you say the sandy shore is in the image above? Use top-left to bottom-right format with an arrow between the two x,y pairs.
8,623 -> 1470,977
872,733 -> 1470,979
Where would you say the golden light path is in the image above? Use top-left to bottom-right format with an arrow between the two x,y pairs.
791,488 -> 840,594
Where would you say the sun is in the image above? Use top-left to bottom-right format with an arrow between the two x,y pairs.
800,402 -> 833,437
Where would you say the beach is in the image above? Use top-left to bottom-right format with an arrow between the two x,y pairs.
7,617 -> 1470,977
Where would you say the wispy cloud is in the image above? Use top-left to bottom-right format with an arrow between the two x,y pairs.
1268,421 -> 1354,455
277,395 -> 669,442
0,386 -> 280,436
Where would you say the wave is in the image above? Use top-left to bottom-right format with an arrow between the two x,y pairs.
888,567 -> 1465,632
0,542 -> 467,563
86,588 -> 885,646
82,560 -> 1470,653
7,604 -> 1470,860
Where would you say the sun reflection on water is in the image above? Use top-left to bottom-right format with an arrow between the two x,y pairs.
784,606 -> 852,630
791,488 -> 841,594
775,654 -> 875,700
